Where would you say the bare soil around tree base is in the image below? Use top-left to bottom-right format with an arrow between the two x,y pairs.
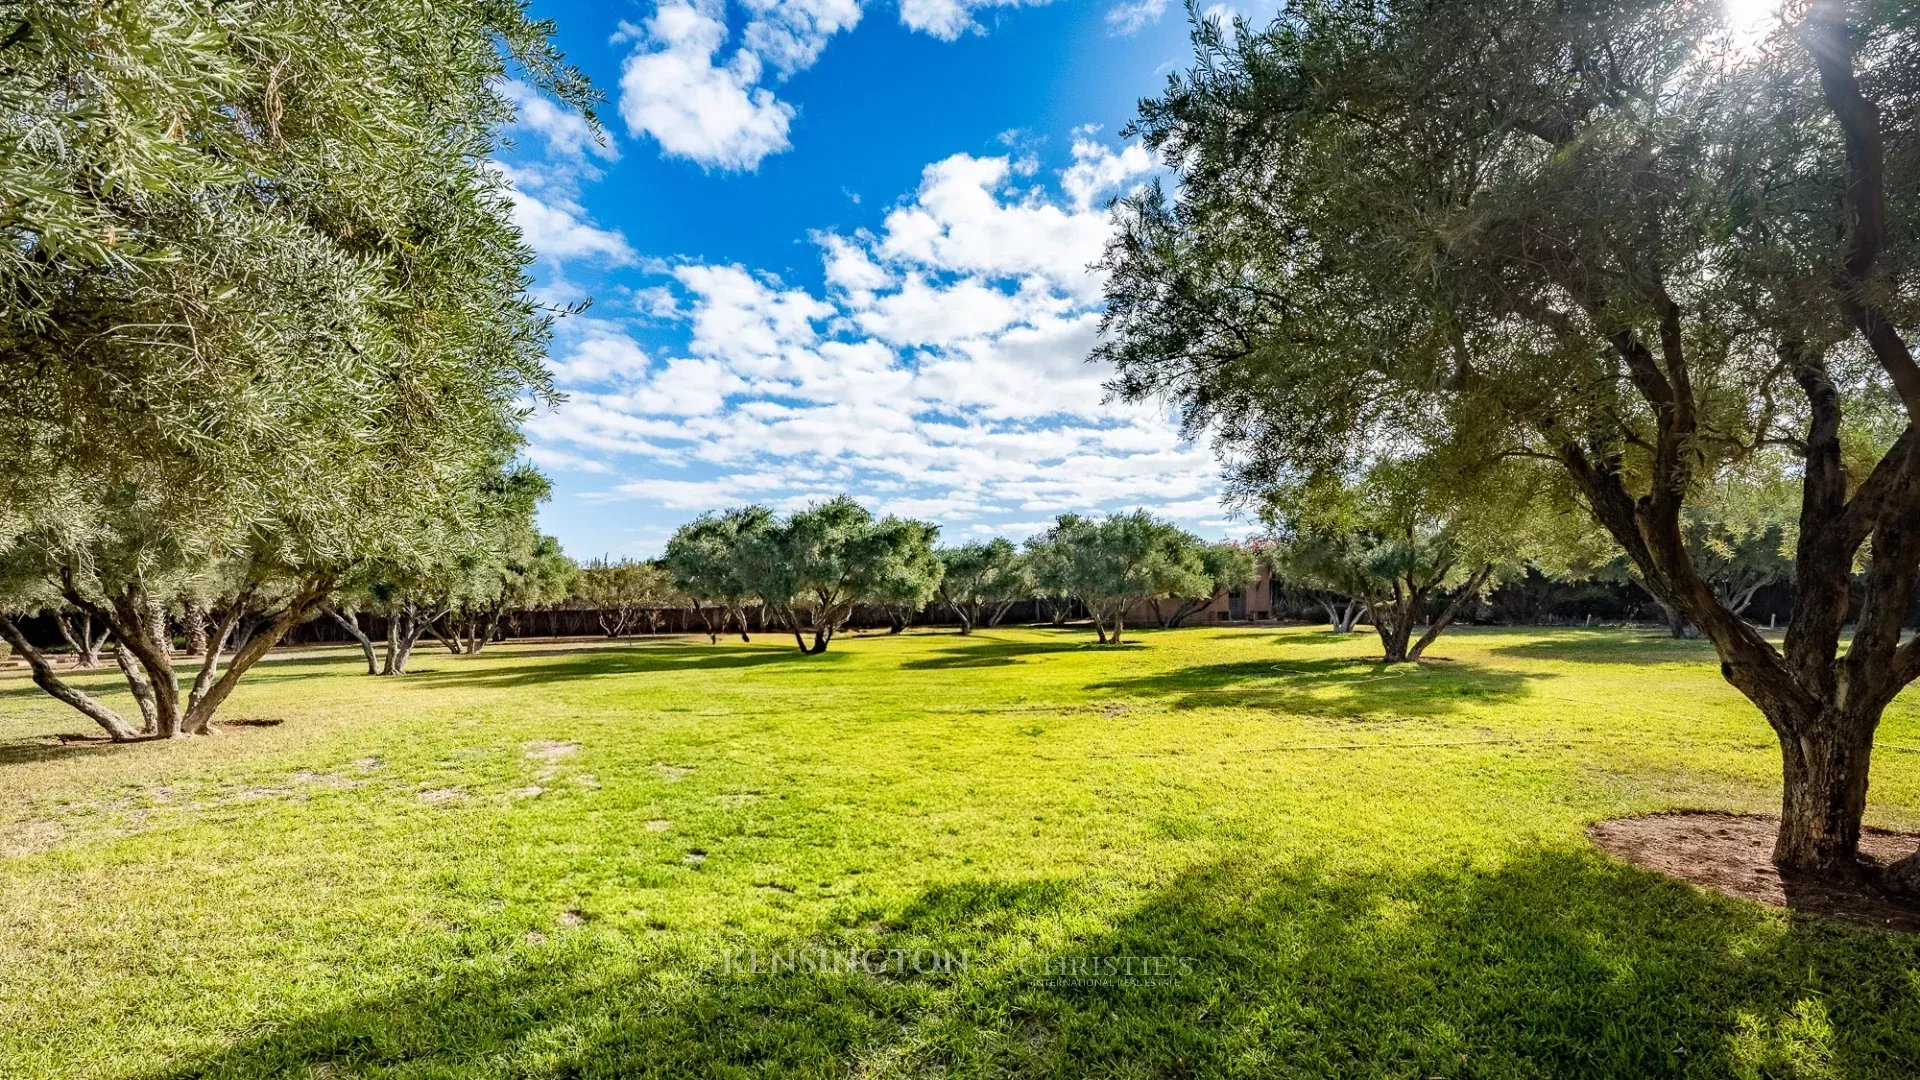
1589,812 -> 1920,933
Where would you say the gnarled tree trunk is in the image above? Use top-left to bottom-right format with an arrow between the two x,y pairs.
325,608 -> 379,675
53,611 -> 109,668
380,606 -> 442,676
1407,565 -> 1491,662
1769,707 -> 1879,872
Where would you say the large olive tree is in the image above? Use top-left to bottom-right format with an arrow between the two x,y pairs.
731,498 -> 939,654
1262,464 -> 1513,663
0,0 -> 584,735
869,519 -> 945,633
1099,0 -> 1920,884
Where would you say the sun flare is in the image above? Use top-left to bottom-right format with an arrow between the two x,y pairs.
1722,0 -> 1788,50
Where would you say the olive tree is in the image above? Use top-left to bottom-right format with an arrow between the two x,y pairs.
1033,512 -> 1208,645
1098,0 -> 1920,882
936,539 -> 1030,634
1271,532 -> 1374,634
666,507 -> 775,643
869,519 -> 944,633
1148,541 -> 1258,628
444,534 -> 574,655
1263,465 -> 1511,663
439,470 -> 575,655
1023,525 -> 1081,626
735,498 -> 937,654
0,0 -> 586,734
0,572 -> 110,668
576,559 -> 678,637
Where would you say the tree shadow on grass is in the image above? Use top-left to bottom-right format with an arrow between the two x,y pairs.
400,641 -> 851,690
1487,630 -> 1724,666
0,645 -> 837,755
902,631 -> 1117,670
136,847 -> 1920,1079
0,733 -> 133,767
1087,655 -> 1547,717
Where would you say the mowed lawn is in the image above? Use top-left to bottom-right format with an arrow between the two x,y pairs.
3,627 -> 1920,1079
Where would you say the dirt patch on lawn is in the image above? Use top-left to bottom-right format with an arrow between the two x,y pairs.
1589,812 -> 1920,933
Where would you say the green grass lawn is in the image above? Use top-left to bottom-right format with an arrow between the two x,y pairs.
3,626 -> 1919,1079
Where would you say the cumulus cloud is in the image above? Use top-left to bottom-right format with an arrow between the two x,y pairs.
740,0 -> 864,75
875,149 -> 1151,301
855,274 -> 1046,347
672,264 -> 834,372
896,0 -> 1052,40
549,319 -> 653,385
817,232 -> 892,294
615,1 -> 1059,168
501,182 -> 637,267
618,2 -> 795,170
527,132 -> 1232,543
497,79 -> 618,165
1060,138 -> 1155,211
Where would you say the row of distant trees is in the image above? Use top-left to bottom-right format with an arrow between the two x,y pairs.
1262,454 -> 1802,661
587,500 -> 1263,652
546,465 -> 1798,659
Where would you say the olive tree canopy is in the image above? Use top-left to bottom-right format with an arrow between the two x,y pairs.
1098,0 -> 1920,884
0,0 -> 588,736
576,560 -> 678,637
1030,511 -> 1209,645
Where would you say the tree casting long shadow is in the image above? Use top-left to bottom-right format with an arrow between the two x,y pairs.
402,641 -> 850,689
139,847 -> 1920,1078
1088,654 -> 1547,716
901,630 -> 1119,670
1486,630 -> 1729,666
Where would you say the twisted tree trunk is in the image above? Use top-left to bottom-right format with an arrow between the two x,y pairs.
184,606 -> 209,657
54,611 -> 108,668
325,608 -> 379,675
381,606 -> 441,675
1407,565 -> 1491,661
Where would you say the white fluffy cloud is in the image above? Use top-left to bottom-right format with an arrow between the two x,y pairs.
526,135 -> 1232,545
502,183 -> 637,266
896,0 -> 1052,40
497,79 -> 619,165
1104,0 -> 1169,34
672,264 -> 835,371
1061,138 -> 1155,211
616,0 -> 1059,169
741,0 -> 864,74
818,232 -> 892,294
877,147 -> 1151,302
619,2 -> 796,170
489,88 -> 635,270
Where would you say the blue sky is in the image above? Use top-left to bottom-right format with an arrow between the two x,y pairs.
506,0 -> 1263,559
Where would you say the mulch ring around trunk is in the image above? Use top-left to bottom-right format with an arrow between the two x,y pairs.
1589,811 -> 1920,934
